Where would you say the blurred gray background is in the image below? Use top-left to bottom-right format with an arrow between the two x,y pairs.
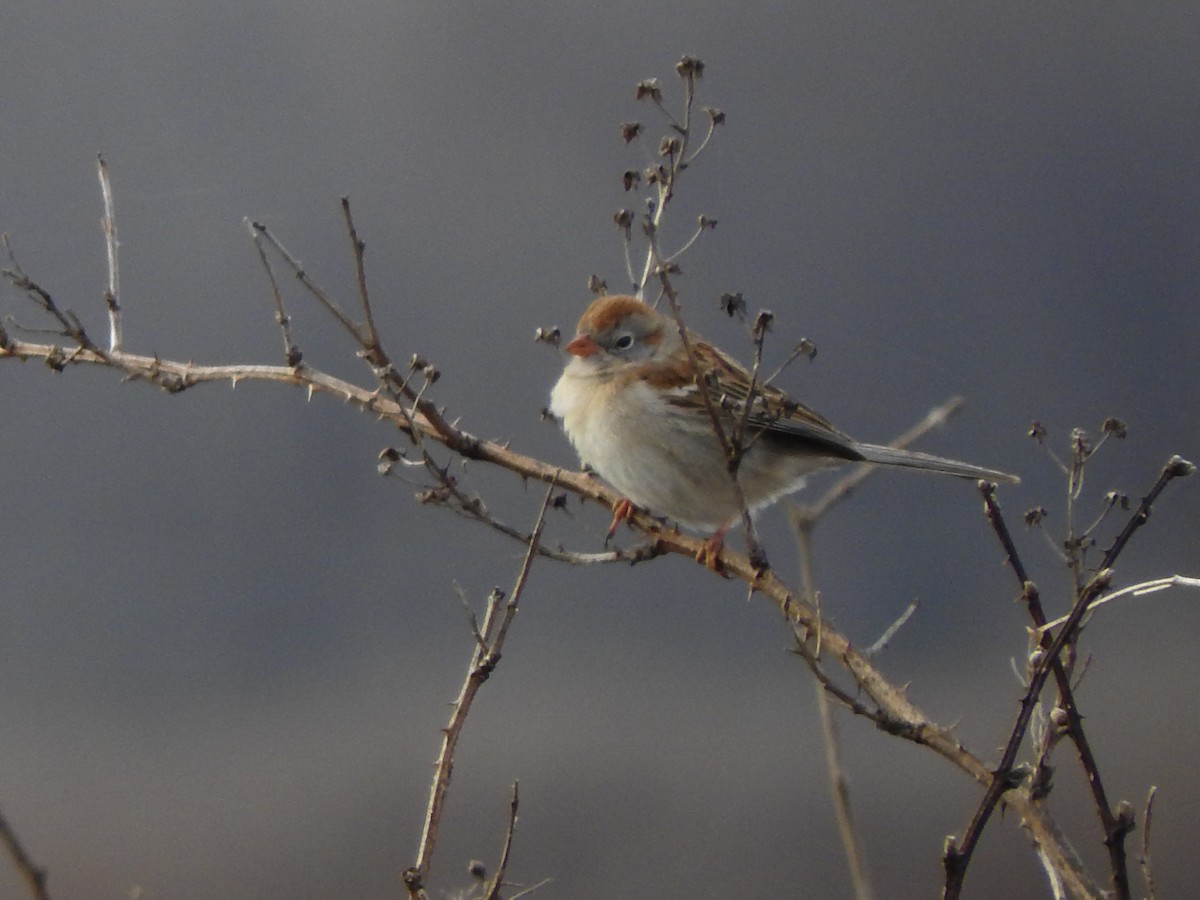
2,2 -> 1198,898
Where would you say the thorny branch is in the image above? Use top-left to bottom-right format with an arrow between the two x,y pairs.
402,483 -> 555,900
947,451 -> 1194,899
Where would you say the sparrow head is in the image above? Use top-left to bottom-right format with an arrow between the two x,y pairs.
564,295 -> 673,370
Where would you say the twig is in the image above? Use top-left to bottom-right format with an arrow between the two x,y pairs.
249,220 -> 364,340
952,464 -> 1192,900
246,219 -> 303,366
341,197 -> 381,355
482,781 -> 520,900
403,483 -> 553,897
791,496 -> 874,900
1139,786 -> 1157,900
0,804 -> 51,900
1037,575 -> 1200,633
96,154 -> 121,352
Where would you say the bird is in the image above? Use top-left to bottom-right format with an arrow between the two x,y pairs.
549,294 -> 1018,565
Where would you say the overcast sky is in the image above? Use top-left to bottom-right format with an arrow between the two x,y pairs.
2,3 -> 1198,898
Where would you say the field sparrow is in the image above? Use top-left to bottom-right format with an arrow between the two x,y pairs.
550,295 -> 1018,558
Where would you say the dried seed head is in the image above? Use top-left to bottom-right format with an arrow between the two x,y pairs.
1167,455 -> 1196,477
1027,420 -> 1047,442
587,274 -> 608,295
1104,490 -> 1130,510
1101,417 -> 1128,438
620,121 -> 642,143
534,326 -> 561,346
1072,427 -> 1091,458
635,78 -> 662,102
676,56 -> 705,79
705,106 -> 726,125
622,169 -> 641,191
794,338 -> 818,362
752,309 -> 775,336
1024,507 -> 1049,527
719,292 -> 746,318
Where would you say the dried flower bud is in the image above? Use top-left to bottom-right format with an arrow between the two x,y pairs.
635,78 -> 662,102
704,106 -> 726,125
613,209 -> 634,235
622,170 -> 641,191
1049,707 -> 1070,730
587,274 -> 607,295
620,121 -> 642,143
698,214 -> 717,229
1101,417 -> 1127,438
676,56 -> 705,79
1167,455 -> 1196,477
1071,427 -> 1091,457
468,860 -> 487,880
719,292 -> 746,318
794,338 -> 817,362
658,136 -> 683,157
422,364 -> 440,383
1027,420 -> 1047,442
753,309 -> 775,336
1104,490 -> 1130,510
1023,507 -> 1048,527
534,326 -> 561,346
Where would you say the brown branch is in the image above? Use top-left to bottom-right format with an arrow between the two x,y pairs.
403,483 -> 552,898
954,460 -> 1193,899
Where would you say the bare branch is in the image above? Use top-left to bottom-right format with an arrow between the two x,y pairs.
404,484 -> 553,897
246,218 -> 303,366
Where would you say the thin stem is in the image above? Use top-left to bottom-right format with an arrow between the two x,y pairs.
96,154 -> 122,352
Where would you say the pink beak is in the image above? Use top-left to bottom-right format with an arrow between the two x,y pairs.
565,334 -> 601,358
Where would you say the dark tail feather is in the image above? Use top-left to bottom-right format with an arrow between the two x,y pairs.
854,443 -> 1019,484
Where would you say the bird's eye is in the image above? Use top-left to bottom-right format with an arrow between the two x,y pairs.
612,334 -> 635,351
